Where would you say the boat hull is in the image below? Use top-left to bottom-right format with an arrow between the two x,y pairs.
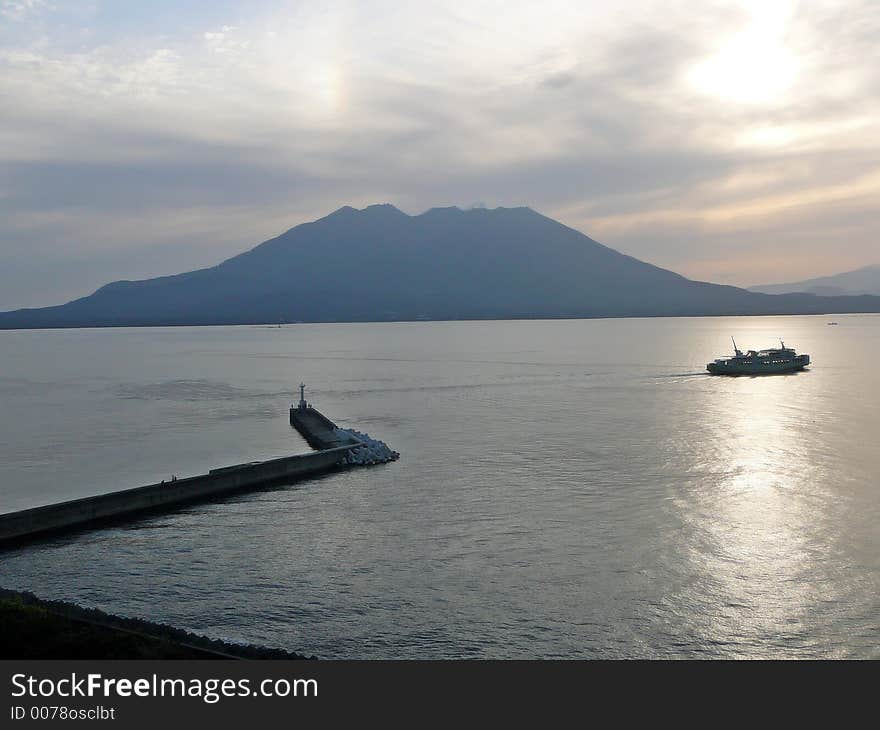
707,355 -> 810,375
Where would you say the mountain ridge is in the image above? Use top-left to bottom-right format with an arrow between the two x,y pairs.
2,204 -> 880,329
749,264 -> 880,297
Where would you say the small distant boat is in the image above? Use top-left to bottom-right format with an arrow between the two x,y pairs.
827,322 -> 838,326
707,338 -> 810,375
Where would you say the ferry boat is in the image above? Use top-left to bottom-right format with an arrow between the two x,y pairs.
707,339 -> 810,375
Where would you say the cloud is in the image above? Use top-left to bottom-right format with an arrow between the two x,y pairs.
539,70 -> 577,89
1,0 -> 879,309
0,0 -> 44,21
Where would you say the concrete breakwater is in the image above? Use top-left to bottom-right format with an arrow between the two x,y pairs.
0,445 -> 350,546
289,403 -> 356,449
290,402 -> 400,465
1,402 -> 398,546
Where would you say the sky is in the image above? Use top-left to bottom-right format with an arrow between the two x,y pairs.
1,0 -> 879,310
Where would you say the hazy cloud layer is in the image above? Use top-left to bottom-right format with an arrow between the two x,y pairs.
1,0 -> 878,308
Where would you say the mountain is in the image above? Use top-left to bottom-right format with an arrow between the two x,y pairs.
749,264 -> 880,297
2,204 -> 880,328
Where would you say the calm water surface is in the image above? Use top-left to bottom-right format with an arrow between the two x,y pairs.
1,316 -> 878,658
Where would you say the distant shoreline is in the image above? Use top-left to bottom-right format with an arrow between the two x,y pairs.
0,309 -> 878,332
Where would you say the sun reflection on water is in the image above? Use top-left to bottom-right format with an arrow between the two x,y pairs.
669,373 -> 844,656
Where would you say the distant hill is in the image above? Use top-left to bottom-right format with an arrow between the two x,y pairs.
2,204 -> 880,328
749,264 -> 880,296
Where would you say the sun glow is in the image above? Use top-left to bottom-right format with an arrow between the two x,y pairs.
687,1 -> 799,105
304,64 -> 344,113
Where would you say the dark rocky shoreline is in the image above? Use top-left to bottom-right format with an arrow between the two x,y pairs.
0,587 -> 314,660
